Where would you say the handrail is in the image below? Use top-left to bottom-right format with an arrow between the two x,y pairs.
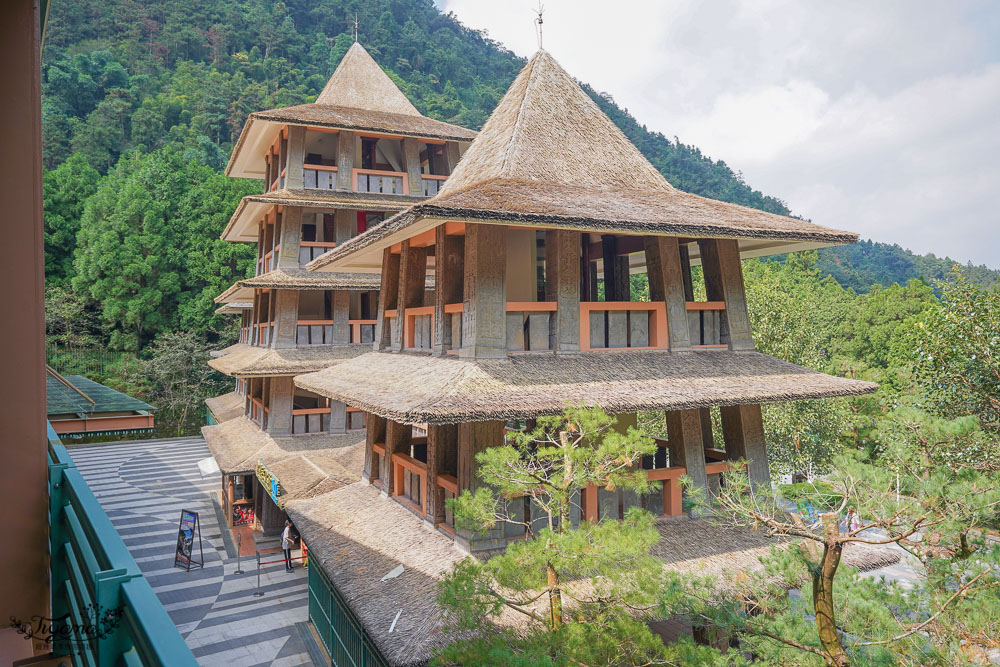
443,303 -> 464,314
506,301 -> 557,312
303,164 -> 338,172
579,301 -> 668,351
299,241 -> 337,248
48,427 -> 196,665
437,474 -> 458,495
292,407 -> 330,415
685,301 -> 725,311
421,174 -> 447,180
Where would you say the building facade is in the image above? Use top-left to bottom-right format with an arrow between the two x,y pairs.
210,47 -> 876,664
204,43 -> 474,536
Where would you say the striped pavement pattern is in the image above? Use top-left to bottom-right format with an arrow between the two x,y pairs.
70,437 -> 316,666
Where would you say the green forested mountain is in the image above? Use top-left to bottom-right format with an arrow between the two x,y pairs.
817,240 -> 1000,293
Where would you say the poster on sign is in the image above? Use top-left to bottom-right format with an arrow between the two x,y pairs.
174,509 -> 204,571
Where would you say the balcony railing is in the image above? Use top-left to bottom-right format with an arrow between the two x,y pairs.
686,301 -> 726,348
253,321 -> 274,347
292,407 -> 330,435
437,474 -> 458,534
580,301 -> 668,351
257,244 -> 280,275
48,425 -> 197,665
239,326 -> 249,343
420,174 -> 446,197
392,451 -> 427,516
296,320 -> 335,346
303,164 -> 338,190
299,241 -> 337,265
403,306 -> 435,351
250,398 -> 269,429
354,168 -> 408,195
349,319 -> 377,345
506,302 -> 557,352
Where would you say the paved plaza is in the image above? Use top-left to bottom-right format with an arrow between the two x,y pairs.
70,437 -> 317,666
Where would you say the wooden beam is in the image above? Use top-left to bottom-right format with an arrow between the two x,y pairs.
381,419 -> 411,497
433,224 -> 464,356
363,413 -> 386,484
426,423 -> 458,524
374,248 -> 400,351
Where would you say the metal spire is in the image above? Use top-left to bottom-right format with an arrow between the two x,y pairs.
353,14 -> 359,43
533,2 -> 544,49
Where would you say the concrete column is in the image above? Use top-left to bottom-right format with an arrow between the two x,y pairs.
644,236 -> 692,351
393,241 -> 428,351
679,243 -> 695,301
267,376 -> 295,436
284,125 -> 306,189
381,420 -> 412,497
336,130 -> 355,191
457,420 -> 505,550
375,248 -> 400,351
334,208 -> 354,244
665,409 -> 709,507
363,413 -> 387,484
271,289 -> 300,349
329,400 -> 347,434
433,225 -> 464,356
331,290 -> 350,345
545,229 -> 581,353
461,224 -> 507,359
601,235 -> 629,301
403,137 -> 423,195
720,404 -> 770,487
445,141 -> 461,174
698,238 -> 754,351
277,206 -> 303,270
426,423 -> 458,525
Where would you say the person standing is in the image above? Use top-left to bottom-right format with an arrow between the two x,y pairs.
282,520 -> 294,572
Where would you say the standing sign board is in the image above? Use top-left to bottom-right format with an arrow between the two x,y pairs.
174,509 -> 204,571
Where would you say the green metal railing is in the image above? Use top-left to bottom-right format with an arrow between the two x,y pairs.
47,423 -> 196,666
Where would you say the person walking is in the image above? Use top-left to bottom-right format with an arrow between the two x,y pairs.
282,520 -> 295,572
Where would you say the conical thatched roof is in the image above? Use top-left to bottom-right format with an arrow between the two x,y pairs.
439,50 -> 671,197
316,42 -> 420,116
309,50 -> 860,273
226,44 -> 475,178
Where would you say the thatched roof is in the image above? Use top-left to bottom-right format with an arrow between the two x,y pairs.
205,391 -> 245,423
213,269 -> 380,304
294,350 -> 876,425
651,518 -> 900,587
286,485 -> 899,666
221,190 -> 422,243
201,415 -> 365,498
214,301 -> 252,315
316,42 -> 422,115
226,43 -> 474,179
209,343 -> 370,378
285,483 -> 472,666
309,50 -> 857,273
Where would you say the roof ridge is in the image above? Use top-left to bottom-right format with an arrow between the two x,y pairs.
498,52 -> 540,178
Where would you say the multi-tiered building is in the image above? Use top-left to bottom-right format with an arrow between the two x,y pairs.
204,43 -> 475,536
207,47 -> 875,665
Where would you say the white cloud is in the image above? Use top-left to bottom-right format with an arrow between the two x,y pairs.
435,0 -> 1000,267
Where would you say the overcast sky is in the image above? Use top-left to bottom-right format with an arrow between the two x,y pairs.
435,0 -> 1000,268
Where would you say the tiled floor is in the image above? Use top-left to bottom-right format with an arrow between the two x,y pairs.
70,437 -> 316,666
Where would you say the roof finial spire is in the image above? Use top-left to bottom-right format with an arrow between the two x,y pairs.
353,13 -> 359,43
533,2 -> 544,50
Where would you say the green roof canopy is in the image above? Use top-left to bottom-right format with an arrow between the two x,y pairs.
46,375 -> 155,416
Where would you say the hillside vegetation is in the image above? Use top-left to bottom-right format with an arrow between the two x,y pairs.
40,0 -> 997,440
